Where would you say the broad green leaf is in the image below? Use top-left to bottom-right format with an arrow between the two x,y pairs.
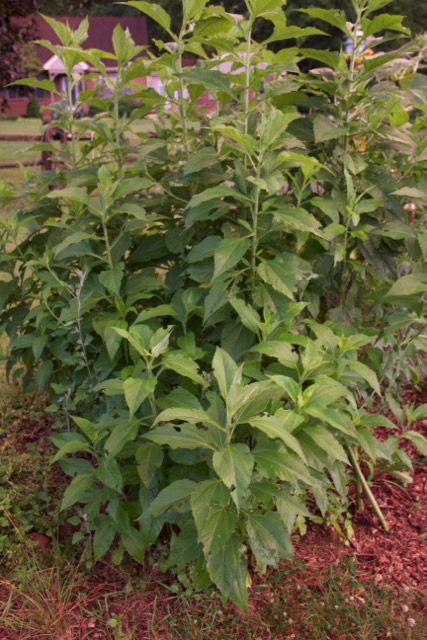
145,423 -> 215,450
60,473 -> 94,511
229,296 -> 261,335
362,14 -> 410,37
157,387 -> 203,411
10,78 -> 59,93
183,69 -> 233,97
183,147 -> 218,176
185,185 -> 249,211
257,260 -> 295,300
402,432 -> 427,456
99,263 -> 125,296
166,524 -> 202,568
304,380 -> 351,408
304,426 -> 349,464
93,515 -> 116,562
154,407 -> 222,430
206,534 -> 248,611
313,116 -> 346,143
274,207 -> 323,235
104,421 -> 140,457
212,444 -> 254,506
268,375 -> 300,403
72,416 -> 103,443
384,273 -> 427,299
253,441 -> 296,481
249,413 -> 306,460
298,8 -> 348,33
191,480 -> 236,554
365,0 -> 394,15
144,479 -> 197,518
250,341 -> 298,368
47,187 -> 91,207
392,187 -> 426,198
264,26 -> 325,44
96,456 -> 123,492
213,237 -> 250,281
52,440 -> 92,463
358,412 -> 398,430
249,0 -> 286,22
53,231 -> 94,258
113,327 -> 148,357
183,0 -> 208,21
123,377 -> 156,417
301,48 -> 342,71
187,236 -> 222,263
304,405 -> 357,437
412,404 -> 427,422
347,361 -> 381,395
212,347 -> 241,401
136,442 -> 164,487
151,327 -> 172,357
250,482 -> 311,516
229,381 -> 283,422
135,304 -> 177,324
121,526 -> 146,563
213,127 -> 256,155
124,2 -> 174,36
246,511 -> 293,571
93,318 -> 127,361
162,351 -> 206,386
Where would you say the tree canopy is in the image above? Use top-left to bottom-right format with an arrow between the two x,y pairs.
0,0 -> 37,93
33,0 -> 427,36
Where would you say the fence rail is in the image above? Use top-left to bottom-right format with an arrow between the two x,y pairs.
0,130 -> 94,169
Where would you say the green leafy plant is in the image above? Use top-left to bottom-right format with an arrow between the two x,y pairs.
0,0 -> 426,610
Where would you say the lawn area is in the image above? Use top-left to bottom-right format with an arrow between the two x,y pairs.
0,116 -> 154,175
0,119 -> 42,169
0,118 -> 43,137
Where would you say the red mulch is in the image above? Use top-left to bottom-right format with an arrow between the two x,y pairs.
295,386 -> 427,591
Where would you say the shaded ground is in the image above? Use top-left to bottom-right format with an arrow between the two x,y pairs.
0,380 -> 426,639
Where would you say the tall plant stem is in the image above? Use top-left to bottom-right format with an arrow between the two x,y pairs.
343,2 -> 365,149
177,37 -> 190,161
102,216 -> 114,270
348,446 -> 389,532
244,26 -> 253,136
66,70 -> 77,168
146,360 -> 157,419
251,164 -> 261,300
113,78 -> 123,179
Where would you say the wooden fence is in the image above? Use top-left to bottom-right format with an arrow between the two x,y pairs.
0,130 -> 93,170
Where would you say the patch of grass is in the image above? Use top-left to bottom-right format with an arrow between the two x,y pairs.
0,166 -> 39,183
0,119 -> 42,137
138,560 -> 427,640
0,141 -> 39,165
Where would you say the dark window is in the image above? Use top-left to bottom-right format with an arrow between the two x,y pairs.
6,85 -> 28,100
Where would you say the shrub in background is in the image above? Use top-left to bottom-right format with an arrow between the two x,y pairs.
25,93 -> 40,118
0,0 -> 426,609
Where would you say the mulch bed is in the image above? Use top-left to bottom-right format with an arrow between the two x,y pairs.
296,389 -> 427,592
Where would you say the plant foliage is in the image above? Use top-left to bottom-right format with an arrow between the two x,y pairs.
1,0 -> 426,610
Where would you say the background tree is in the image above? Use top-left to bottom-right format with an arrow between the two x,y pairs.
0,0 -> 37,102
34,1 -> 427,42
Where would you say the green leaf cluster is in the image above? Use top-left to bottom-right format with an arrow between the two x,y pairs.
1,0 -> 426,610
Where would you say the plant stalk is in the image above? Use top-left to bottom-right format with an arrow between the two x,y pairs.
244,26 -> 252,136
66,70 -> 77,168
177,38 -> 190,160
348,446 -> 389,531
